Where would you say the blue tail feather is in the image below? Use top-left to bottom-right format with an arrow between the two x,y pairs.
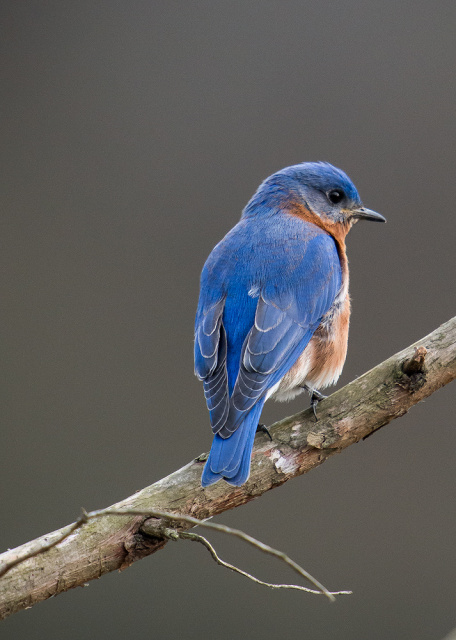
224,429 -> 256,485
201,402 -> 264,487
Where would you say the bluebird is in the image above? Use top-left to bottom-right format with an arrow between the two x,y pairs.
194,162 -> 385,487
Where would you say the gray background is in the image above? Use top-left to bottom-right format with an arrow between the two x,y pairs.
1,2 -> 455,639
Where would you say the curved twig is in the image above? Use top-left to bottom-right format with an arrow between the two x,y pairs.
177,530 -> 352,597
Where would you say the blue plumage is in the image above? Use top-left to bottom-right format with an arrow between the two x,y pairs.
195,162 -> 385,486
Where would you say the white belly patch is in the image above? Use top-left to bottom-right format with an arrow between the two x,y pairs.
265,287 -> 349,402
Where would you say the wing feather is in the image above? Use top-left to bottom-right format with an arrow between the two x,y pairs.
218,233 -> 341,436
195,217 -> 342,440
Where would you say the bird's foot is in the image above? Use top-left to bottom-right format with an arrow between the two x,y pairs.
256,423 -> 273,441
301,385 -> 327,421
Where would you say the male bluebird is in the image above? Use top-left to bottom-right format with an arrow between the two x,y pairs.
195,162 -> 385,487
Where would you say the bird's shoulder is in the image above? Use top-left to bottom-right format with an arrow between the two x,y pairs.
201,214 -> 338,286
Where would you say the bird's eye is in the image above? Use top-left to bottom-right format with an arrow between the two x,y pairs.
328,189 -> 344,205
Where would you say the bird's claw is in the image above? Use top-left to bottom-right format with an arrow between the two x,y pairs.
310,390 -> 327,421
301,385 -> 327,421
256,423 -> 273,441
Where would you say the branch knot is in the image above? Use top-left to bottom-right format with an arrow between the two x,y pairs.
399,346 -> 428,392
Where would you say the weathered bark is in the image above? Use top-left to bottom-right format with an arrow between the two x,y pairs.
1,316 -> 455,620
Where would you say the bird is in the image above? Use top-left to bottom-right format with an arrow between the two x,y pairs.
194,162 -> 385,487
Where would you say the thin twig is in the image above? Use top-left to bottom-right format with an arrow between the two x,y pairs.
177,530 -> 352,597
92,508 -> 337,600
0,507 -> 347,601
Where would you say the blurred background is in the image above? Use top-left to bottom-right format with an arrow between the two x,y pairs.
1,1 -> 455,638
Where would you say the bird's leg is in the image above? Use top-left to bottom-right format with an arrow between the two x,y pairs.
310,390 -> 327,421
301,384 -> 327,421
256,423 -> 273,441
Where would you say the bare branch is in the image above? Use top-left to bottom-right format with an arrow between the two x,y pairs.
0,315 -> 455,620
1,507 -> 345,600
177,531 -> 352,598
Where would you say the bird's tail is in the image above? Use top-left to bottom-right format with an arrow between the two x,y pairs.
201,401 -> 265,487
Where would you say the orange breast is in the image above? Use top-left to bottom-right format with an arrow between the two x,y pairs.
304,295 -> 351,389
269,294 -> 351,402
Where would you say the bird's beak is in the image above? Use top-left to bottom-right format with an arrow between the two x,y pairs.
350,207 -> 386,223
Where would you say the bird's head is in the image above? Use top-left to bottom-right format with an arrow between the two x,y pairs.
244,162 -> 385,233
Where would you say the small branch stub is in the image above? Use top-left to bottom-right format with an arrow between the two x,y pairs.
402,346 -> 427,374
400,346 -> 428,392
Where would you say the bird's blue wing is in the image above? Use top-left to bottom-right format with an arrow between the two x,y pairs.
221,230 -> 342,436
195,218 -> 342,442
194,292 -> 230,435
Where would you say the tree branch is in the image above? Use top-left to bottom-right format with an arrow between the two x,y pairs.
1,316 -> 455,620
0,507 -> 350,600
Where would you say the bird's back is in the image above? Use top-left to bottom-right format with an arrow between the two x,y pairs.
196,212 -> 342,431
